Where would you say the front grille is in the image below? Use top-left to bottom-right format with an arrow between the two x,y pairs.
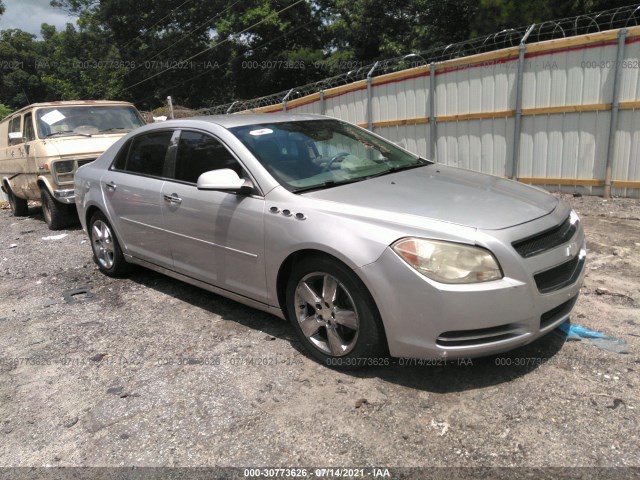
53,158 -> 97,185
512,216 -> 576,258
534,255 -> 585,294
437,323 -> 524,348
78,158 -> 96,167
540,294 -> 579,330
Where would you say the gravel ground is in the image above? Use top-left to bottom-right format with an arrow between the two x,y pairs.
0,194 -> 639,473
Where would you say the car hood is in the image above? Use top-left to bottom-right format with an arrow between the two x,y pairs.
303,164 -> 558,230
44,135 -> 124,159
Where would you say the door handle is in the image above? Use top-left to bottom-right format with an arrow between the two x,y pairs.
105,182 -> 117,192
163,194 -> 182,205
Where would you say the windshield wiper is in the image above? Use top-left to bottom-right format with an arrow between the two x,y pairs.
292,178 -> 364,193
98,127 -> 130,133
364,160 -> 429,180
292,159 -> 431,193
45,131 -> 92,138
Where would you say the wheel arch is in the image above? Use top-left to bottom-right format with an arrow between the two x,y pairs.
2,177 -> 21,197
36,177 -> 54,195
84,204 -> 103,230
276,249 -> 388,347
277,250 -> 335,316
85,206 -> 128,253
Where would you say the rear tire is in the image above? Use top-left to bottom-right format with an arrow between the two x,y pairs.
41,188 -> 74,230
89,211 -> 132,277
286,256 -> 386,370
7,187 -> 28,217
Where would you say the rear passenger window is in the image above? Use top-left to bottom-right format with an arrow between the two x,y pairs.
111,139 -> 131,171
122,131 -> 173,177
173,131 -> 244,184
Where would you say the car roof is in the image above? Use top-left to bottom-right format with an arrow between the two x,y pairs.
156,113 -> 331,129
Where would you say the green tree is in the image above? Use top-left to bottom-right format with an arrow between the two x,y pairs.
38,18 -> 127,101
214,0 -> 326,99
49,0 -> 326,107
1,0 -> 631,111
318,0 -> 410,61
470,0 -> 634,35
0,103 -> 11,120
317,0 -> 478,64
50,0 -> 237,108
0,29 -> 49,108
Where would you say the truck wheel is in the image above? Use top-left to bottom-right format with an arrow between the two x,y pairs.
7,188 -> 29,217
41,189 -> 71,230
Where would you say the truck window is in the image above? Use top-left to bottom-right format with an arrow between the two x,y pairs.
9,115 -> 22,140
24,113 -> 35,141
36,106 -> 145,138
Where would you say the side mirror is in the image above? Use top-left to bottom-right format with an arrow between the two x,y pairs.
8,132 -> 23,146
197,168 -> 253,194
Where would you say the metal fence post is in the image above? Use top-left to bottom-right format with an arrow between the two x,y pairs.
509,24 -> 535,179
366,62 -> 379,130
167,96 -> 175,119
226,101 -> 238,114
604,28 -> 628,199
282,88 -> 294,112
429,62 -> 436,161
320,91 -> 325,115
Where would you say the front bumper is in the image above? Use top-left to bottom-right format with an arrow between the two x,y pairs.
358,221 -> 586,360
53,188 -> 76,204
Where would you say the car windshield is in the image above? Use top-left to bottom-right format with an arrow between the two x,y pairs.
35,106 -> 145,139
229,119 -> 429,192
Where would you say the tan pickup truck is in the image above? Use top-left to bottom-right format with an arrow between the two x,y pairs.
0,100 -> 146,229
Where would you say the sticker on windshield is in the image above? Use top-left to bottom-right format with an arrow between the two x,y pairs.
249,128 -> 273,136
40,110 -> 66,126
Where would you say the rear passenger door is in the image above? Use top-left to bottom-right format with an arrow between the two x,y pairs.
160,129 -> 268,302
101,129 -> 177,267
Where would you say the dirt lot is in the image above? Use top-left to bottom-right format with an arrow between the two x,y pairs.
0,193 -> 639,474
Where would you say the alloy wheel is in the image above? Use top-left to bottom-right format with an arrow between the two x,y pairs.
294,272 -> 360,356
91,220 -> 116,269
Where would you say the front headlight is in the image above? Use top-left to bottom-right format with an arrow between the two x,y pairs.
53,160 -> 74,174
392,238 -> 503,284
569,209 -> 580,226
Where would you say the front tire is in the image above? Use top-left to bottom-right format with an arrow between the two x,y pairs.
7,188 -> 28,217
286,256 -> 386,370
41,189 -> 74,230
89,211 -> 132,277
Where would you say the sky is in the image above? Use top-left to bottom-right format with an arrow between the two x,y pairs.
0,0 -> 77,37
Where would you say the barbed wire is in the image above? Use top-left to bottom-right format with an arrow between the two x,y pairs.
198,3 -> 640,116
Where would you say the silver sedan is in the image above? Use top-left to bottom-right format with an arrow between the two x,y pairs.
75,113 -> 586,369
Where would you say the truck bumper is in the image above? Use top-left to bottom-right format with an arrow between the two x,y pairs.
53,188 -> 76,204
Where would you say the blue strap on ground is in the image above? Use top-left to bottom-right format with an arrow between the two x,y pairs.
556,321 -> 629,354
557,322 -> 605,340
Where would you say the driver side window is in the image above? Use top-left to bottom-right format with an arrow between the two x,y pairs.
8,116 -> 22,144
172,130 -> 244,184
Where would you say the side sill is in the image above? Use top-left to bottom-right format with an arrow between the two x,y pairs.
124,254 -> 286,320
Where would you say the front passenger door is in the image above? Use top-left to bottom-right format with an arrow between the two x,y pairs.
161,130 -> 268,302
